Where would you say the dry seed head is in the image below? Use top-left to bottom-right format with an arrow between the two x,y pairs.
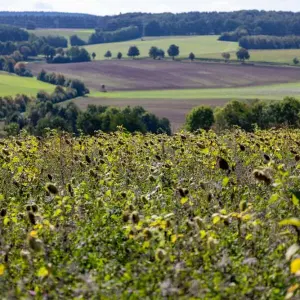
194,217 -> 205,229
155,248 -> 166,261
143,229 -> 152,240
28,211 -> 36,225
239,200 -> 247,212
46,183 -> 59,195
186,220 -> 194,231
122,211 -> 130,223
0,208 -> 7,217
29,237 -> 43,252
253,169 -> 272,185
32,204 -> 38,213
20,249 -> 31,260
131,211 -> 140,224
85,155 -> 92,164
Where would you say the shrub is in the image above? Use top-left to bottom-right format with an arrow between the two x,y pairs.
185,106 -> 214,131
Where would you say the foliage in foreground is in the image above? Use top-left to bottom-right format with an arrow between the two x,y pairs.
1,129 -> 300,298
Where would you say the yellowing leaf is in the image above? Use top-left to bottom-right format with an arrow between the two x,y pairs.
37,267 -> 49,278
171,234 -> 177,243
212,215 -> 221,224
0,264 -> 5,276
280,218 -> 300,227
3,217 -> 9,226
30,230 -> 38,238
200,230 -> 206,239
291,258 -> 300,275
180,197 -> 188,205
201,148 -> 209,155
222,177 -> 229,187
105,190 -> 111,197
292,194 -> 300,207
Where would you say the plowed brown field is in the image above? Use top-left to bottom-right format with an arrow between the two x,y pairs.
28,60 -> 300,92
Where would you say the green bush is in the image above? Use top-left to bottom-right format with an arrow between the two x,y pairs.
185,106 -> 214,131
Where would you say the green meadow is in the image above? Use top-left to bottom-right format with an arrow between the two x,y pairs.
84,35 -> 239,60
90,81 -> 300,100
0,72 -> 54,97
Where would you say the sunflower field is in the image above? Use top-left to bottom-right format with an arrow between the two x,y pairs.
1,128 -> 300,299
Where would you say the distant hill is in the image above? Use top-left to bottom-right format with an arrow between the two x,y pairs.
1,10 -> 300,37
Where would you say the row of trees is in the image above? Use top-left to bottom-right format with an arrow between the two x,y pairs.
37,70 -> 89,97
3,98 -> 171,136
239,35 -> 300,50
89,26 -> 141,44
50,47 -> 91,64
3,11 -> 300,36
0,56 -> 32,77
185,97 -> 300,132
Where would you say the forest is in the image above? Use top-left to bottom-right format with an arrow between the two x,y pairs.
2,10 -> 300,36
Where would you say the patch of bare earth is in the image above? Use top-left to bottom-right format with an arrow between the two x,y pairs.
64,97 -> 229,131
28,60 -> 300,92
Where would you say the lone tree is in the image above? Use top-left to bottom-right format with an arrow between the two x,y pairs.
157,49 -> 165,59
185,106 -> 215,132
236,48 -> 250,62
92,52 -> 96,60
20,46 -> 31,60
222,52 -> 231,62
293,57 -> 299,65
104,50 -> 112,59
168,44 -> 179,60
117,52 -> 123,59
127,46 -> 140,59
189,52 -> 195,61
149,46 -> 159,59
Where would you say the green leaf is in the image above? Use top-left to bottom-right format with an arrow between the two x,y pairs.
279,218 -> 300,227
268,193 -> 279,204
53,209 -> 62,217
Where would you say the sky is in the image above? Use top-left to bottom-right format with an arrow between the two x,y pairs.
1,0 -> 300,16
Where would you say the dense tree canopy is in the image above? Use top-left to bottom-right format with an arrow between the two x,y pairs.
0,25 -> 29,42
2,11 -> 300,37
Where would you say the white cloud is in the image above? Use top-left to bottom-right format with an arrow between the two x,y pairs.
34,2 -> 53,10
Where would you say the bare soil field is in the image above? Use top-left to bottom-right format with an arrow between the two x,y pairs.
65,97 -> 229,131
28,60 -> 300,92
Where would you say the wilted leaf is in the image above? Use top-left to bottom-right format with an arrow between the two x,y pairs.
280,218 -> 300,227
286,244 -> 300,261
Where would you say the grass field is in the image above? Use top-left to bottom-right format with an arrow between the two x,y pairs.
201,49 -> 300,64
84,36 -> 239,60
89,81 -> 300,100
27,28 -> 94,42
0,72 -> 54,97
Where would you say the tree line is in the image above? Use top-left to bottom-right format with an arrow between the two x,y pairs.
239,35 -> 300,50
2,11 -> 300,37
185,97 -> 300,132
2,96 -> 171,137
